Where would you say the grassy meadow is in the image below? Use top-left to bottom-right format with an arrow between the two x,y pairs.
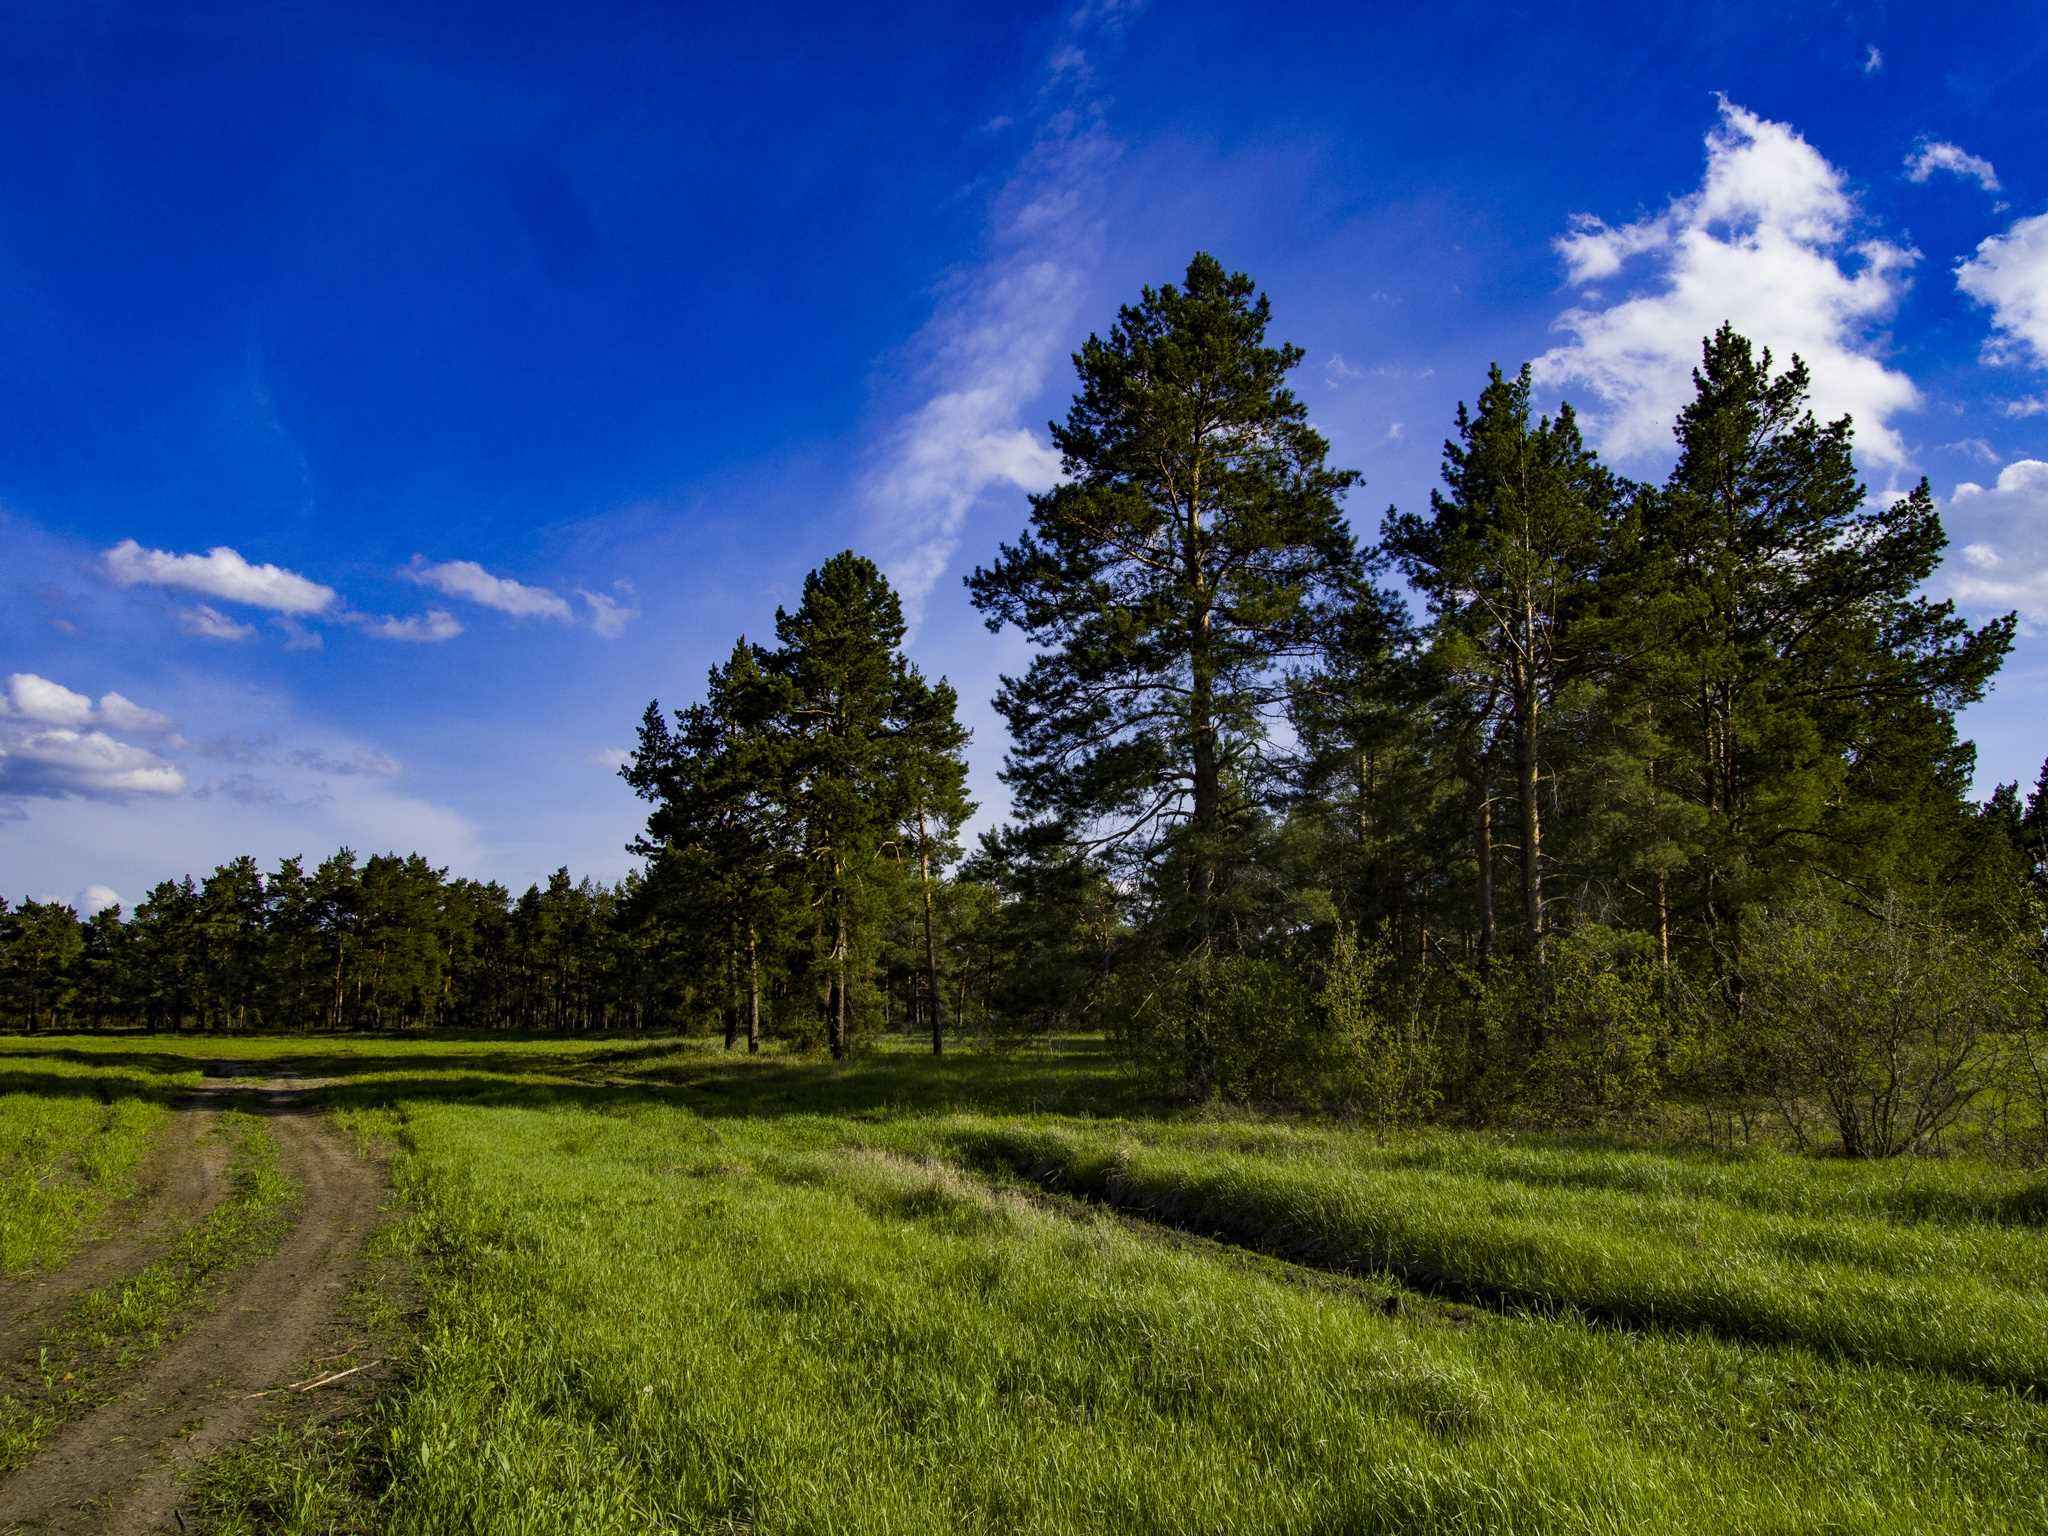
0,1049 -> 191,1277
3,1033 -> 2047,1533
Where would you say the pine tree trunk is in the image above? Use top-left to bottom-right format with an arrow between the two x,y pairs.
1477,770 -> 1495,976
918,806 -> 943,1056
1186,484 -> 1218,920
829,854 -> 848,1060
723,931 -> 738,1051
1515,659 -> 1544,959
747,923 -> 761,1054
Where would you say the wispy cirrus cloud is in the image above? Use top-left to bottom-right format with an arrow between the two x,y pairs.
862,3 -> 1141,623
103,539 -> 336,614
1536,99 -> 1919,467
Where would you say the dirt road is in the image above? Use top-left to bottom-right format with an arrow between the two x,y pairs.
0,1068 -> 383,1535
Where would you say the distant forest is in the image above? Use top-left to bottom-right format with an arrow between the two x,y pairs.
8,254 -> 2045,1157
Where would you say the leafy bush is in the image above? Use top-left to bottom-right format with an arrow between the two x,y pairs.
1114,929 -> 1440,1117
1473,926 -> 1667,1127
1318,926 -> 1439,1134
1739,885 -> 2043,1158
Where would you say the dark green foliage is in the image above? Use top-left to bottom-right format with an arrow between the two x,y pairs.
968,252 -> 1370,940
625,552 -> 976,1058
0,852 -> 657,1034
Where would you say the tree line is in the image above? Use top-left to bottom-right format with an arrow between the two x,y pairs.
0,854 -> 667,1034
8,252 -> 2046,1156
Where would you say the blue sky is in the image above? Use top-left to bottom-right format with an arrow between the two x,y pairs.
5,0 -> 2047,912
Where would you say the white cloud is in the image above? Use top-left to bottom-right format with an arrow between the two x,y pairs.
1904,139 -> 2001,194
103,539 -> 336,614
405,557 -> 573,621
350,608 -> 464,643
1384,421 -> 1406,443
1535,99 -> 1920,467
6,673 -> 95,726
577,588 -> 638,638
2005,395 -> 2048,419
0,728 -> 186,799
78,884 -> 122,917
863,5 -> 1130,623
178,603 -> 257,641
589,747 -> 632,771
98,692 -> 173,735
1940,460 -> 2048,620
1324,353 -> 1364,390
1862,44 -> 1883,74
1958,211 -> 2048,370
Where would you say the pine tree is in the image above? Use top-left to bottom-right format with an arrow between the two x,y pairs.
1385,364 -> 1623,958
969,252 -> 1365,940
1647,326 -> 2013,944
896,668 -> 975,1053
768,552 -> 924,1058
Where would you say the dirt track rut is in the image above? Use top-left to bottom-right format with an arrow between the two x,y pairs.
0,1071 -> 382,1535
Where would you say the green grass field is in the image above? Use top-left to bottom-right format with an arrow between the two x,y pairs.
0,1050 -> 189,1277
3,1034 -> 2047,1533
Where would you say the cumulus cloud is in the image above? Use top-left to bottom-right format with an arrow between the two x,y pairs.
861,3 -> 1132,622
5,673 -> 95,726
1535,99 -> 1920,467
0,728 -> 186,800
1862,44 -> 1883,74
1958,211 -> 2048,370
1939,460 -> 2048,621
405,557 -> 572,621
1904,139 -> 2001,194
178,603 -> 257,641
349,608 -> 464,643
0,676 -> 186,805
78,884 -> 122,917
103,539 -> 336,614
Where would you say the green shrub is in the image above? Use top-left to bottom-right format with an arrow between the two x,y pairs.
1318,926 -> 1440,1134
1475,927 -> 1667,1127
1740,886 -> 2044,1158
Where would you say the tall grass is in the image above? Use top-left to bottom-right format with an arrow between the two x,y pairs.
0,1050 -> 190,1275
309,1095 -> 2048,1532
944,1121 -> 2048,1391
11,1035 -> 2048,1532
